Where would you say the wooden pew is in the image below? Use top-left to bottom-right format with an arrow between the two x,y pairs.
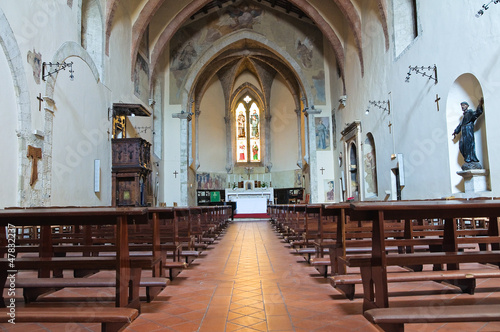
346,200 -> 500,312
364,304 -> 500,332
0,207 -> 150,309
9,276 -> 169,303
0,307 -> 138,332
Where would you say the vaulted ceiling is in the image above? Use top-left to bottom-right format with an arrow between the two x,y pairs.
105,0 -> 389,96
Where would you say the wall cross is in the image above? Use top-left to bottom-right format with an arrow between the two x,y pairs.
435,94 -> 441,111
320,167 -> 325,175
388,121 -> 392,133
173,171 -> 178,178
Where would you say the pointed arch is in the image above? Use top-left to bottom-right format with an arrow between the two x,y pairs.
180,30 -> 313,112
42,41 -> 101,205
148,0 -> 348,92
0,8 -> 33,206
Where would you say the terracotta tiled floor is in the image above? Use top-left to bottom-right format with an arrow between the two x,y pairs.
2,220 -> 500,331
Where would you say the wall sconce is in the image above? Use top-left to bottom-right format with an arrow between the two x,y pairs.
476,0 -> 500,17
42,61 -> 74,81
339,95 -> 347,107
366,100 -> 390,115
405,65 -> 437,84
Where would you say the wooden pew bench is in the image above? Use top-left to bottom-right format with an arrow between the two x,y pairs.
8,276 -> 169,303
342,250 -> 500,310
364,304 -> 500,332
0,307 -> 138,332
331,268 -> 500,300
0,255 -> 158,309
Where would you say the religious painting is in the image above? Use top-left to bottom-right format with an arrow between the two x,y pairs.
363,134 -> 378,198
250,140 -> 260,162
315,117 -> 330,151
294,169 -> 302,187
244,180 -> 254,190
197,172 -> 226,189
324,179 -> 335,202
296,37 -> 313,68
169,1 -> 325,105
134,53 -> 150,105
312,71 -> 326,104
27,49 -> 42,84
238,140 -> 247,162
250,106 -> 260,139
237,109 -> 246,138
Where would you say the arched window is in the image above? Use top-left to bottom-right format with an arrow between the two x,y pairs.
81,0 -> 103,74
236,95 -> 261,163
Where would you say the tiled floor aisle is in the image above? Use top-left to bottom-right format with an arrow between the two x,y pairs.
2,220 -> 500,331
127,220 -> 378,332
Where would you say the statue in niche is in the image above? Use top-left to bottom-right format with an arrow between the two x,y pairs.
452,98 -> 484,170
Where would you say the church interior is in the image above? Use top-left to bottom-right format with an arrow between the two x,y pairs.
1,0 -> 500,331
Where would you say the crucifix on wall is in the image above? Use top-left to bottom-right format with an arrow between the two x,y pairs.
173,171 -> 178,178
320,167 -> 325,175
435,94 -> 441,111
27,145 -> 42,186
388,121 -> 392,133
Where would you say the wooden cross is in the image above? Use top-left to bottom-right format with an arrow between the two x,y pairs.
320,167 -> 325,175
435,94 -> 441,111
173,171 -> 178,178
37,93 -> 44,112
388,121 -> 392,133
27,145 -> 42,186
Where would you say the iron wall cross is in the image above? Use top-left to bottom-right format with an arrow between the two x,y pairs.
173,171 -> 178,178
320,167 -> 325,175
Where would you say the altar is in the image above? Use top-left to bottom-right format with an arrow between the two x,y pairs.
225,187 -> 273,214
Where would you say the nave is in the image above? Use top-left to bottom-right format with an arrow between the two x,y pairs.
3,219 -> 500,332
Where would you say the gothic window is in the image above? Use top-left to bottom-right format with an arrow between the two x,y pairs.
81,0 -> 103,73
393,0 -> 418,57
235,95 -> 261,163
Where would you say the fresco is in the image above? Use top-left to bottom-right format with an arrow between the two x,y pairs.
170,1 -> 325,104
197,172 -> 226,189
315,117 -> 330,151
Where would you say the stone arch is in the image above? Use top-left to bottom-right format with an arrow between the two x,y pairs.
0,8 -> 35,206
81,0 -> 105,79
180,31 -> 313,113
42,42 -> 101,204
447,73 -> 489,194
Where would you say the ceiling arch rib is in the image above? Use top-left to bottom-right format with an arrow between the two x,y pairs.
376,0 -> 390,51
330,0 -> 364,75
130,0 -> 166,79
148,0 -> 348,93
104,0 -> 119,55
179,30 -> 313,112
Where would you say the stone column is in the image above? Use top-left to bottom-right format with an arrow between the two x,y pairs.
295,109 -> 303,168
225,114 -> 233,174
172,111 -> 192,206
195,108 -> 201,170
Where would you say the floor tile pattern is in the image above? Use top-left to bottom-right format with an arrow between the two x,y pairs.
2,220 -> 500,331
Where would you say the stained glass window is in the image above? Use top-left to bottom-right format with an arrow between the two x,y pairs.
235,96 -> 260,163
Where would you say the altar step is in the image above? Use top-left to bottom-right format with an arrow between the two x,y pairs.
234,213 -> 271,219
